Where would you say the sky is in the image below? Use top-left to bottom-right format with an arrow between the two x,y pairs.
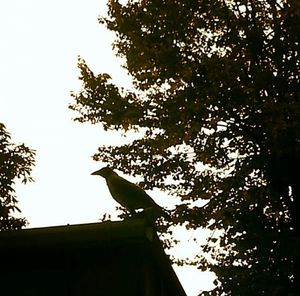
0,1 -> 215,295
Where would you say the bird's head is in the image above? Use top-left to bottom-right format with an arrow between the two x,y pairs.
91,166 -> 116,178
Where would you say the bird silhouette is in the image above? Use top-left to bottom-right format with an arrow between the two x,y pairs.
91,166 -> 168,219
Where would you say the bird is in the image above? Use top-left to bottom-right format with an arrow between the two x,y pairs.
91,166 -> 168,219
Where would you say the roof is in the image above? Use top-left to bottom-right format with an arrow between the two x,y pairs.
0,218 -> 155,248
0,218 -> 187,296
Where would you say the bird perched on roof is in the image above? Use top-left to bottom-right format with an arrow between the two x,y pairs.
91,166 -> 168,219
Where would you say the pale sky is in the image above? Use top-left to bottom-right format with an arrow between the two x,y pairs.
0,1 -> 215,295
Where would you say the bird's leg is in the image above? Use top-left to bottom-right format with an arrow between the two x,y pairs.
129,209 -> 137,216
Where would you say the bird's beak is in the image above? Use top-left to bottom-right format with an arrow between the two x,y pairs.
91,170 -> 101,176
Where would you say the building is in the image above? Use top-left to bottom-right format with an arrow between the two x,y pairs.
0,218 -> 187,296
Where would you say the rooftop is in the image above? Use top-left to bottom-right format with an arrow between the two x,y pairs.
0,218 -> 187,296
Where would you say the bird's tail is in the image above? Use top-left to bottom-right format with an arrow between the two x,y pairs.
144,206 -> 170,221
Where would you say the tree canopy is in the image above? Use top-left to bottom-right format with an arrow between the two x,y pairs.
0,123 -> 35,230
70,0 -> 300,294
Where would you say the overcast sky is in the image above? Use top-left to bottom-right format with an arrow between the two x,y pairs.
0,1 -> 215,294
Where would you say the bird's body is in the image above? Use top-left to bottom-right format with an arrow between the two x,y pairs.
92,167 -> 167,218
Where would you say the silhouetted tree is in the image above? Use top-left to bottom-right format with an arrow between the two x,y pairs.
70,0 -> 300,294
0,123 -> 35,230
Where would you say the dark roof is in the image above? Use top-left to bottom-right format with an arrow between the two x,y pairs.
0,218 -> 187,296
0,218 -> 155,248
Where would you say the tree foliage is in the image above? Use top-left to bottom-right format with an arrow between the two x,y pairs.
70,0 -> 300,294
0,123 -> 35,230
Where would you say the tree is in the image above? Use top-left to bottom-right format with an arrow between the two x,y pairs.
70,0 -> 300,294
0,123 -> 35,230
